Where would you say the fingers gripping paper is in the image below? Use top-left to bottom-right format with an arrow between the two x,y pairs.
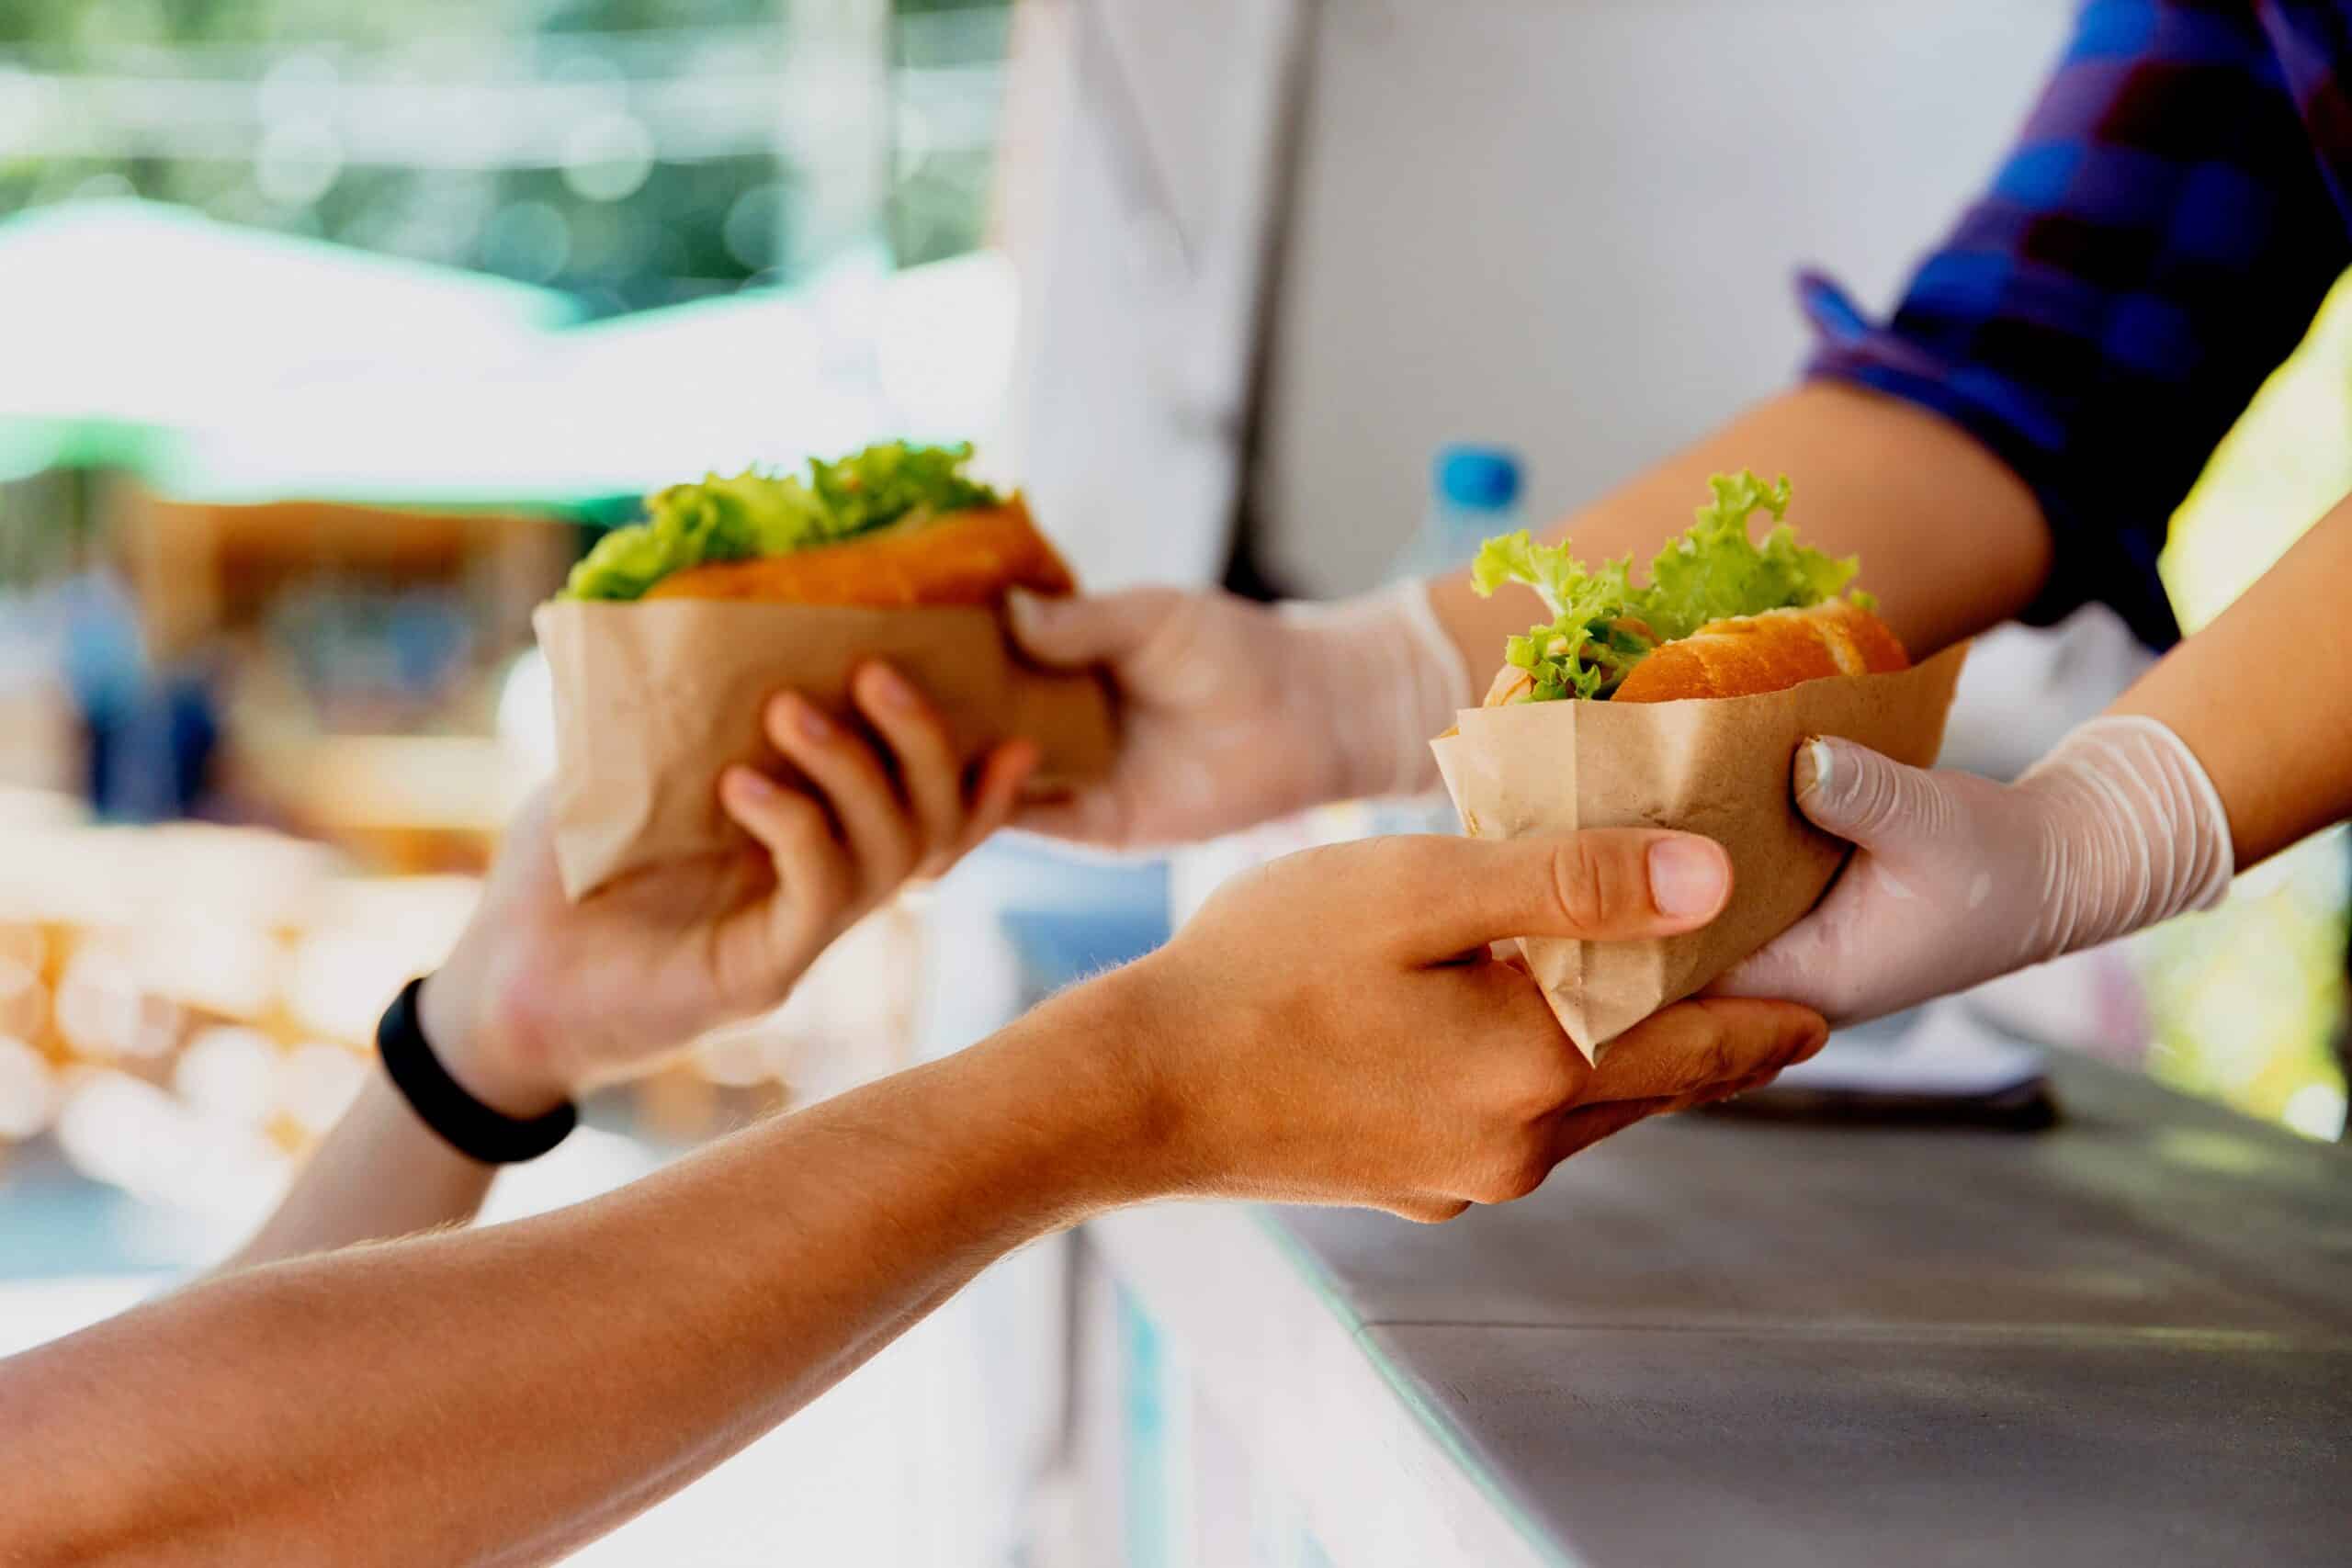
535,600 -> 1115,900
1430,646 -> 1966,1062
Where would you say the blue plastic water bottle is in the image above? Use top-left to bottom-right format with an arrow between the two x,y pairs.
1389,445 -> 1523,581
1356,445 -> 1524,834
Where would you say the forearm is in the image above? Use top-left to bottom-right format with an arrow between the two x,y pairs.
1427,381 -> 2052,675
4,987 -> 1147,1568
219,1076 -> 494,1272
220,974 -> 557,1273
2109,495 -> 2352,866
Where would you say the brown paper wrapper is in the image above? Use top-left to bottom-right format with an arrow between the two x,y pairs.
1430,644 -> 1967,1062
535,599 -> 1115,900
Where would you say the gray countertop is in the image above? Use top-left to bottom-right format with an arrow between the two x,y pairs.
1089,1055 -> 2352,1567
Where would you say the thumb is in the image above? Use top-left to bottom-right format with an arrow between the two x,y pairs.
1792,736 -> 1956,850
1374,829 -> 1733,960
1005,587 -> 1181,671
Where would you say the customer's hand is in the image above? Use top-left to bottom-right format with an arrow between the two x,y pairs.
1057,830 -> 1826,1221
1005,581 -> 1471,849
1713,716 -> 2233,1027
421,663 -> 1037,1113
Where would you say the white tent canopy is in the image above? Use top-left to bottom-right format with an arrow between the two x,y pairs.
0,197 -> 1020,512
152,245 -> 1019,511
0,199 -> 576,450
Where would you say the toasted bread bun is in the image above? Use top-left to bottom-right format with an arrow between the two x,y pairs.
645,497 -> 1075,608
1481,600 -> 1906,707
1611,600 -> 1906,703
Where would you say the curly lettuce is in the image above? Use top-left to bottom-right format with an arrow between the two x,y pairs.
1470,470 -> 1864,701
561,441 -> 1001,602
1471,533 -> 1648,702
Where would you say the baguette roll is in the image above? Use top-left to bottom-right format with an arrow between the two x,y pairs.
1482,599 -> 1907,708
1614,600 -> 1905,703
645,497 -> 1075,608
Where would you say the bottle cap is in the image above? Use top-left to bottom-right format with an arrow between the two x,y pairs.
1434,446 -> 1521,511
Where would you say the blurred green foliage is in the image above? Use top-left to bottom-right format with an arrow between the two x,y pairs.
0,0 -> 1011,310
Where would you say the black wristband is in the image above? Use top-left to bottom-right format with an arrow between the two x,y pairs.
377,976 -> 577,1165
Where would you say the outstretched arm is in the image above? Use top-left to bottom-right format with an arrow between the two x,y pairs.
1012,0 -> 2347,852
5,830 -> 1823,1567
1428,381 -> 2052,686
12,993 -> 1137,1568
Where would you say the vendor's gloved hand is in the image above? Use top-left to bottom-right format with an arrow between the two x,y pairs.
1006,581 -> 1472,848
1714,716 -> 2234,1027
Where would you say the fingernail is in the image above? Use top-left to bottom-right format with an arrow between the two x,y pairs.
1793,736 -> 1836,801
1781,1018 -> 1829,1066
1004,589 -> 1046,637
865,664 -> 917,711
1647,837 -> 1729,919
793,698 -> 833,742
729,767 -> 777,802
997,739 -> 1042,782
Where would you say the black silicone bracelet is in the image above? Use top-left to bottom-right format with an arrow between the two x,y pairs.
377,976 -> 577,1165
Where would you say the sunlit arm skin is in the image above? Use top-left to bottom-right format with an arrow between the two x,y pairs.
1005,382 -> 2059,850
1426,381 -> 2054,678
217,1073 -> 499,1271
10,988 -> 1143,1568
2109,494 -> 2352,867
2,829 -> 1824,1568
218,957 -> 572,1271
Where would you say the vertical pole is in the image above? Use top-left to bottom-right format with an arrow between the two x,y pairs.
777,0 -> 895,276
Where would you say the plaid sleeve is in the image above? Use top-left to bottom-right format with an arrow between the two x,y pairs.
1803,0 -> 2351,649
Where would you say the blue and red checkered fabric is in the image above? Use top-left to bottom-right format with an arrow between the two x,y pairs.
1804,1 -> 2352,649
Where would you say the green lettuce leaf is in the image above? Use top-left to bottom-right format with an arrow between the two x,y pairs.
1468,469 -> 1865,701
1471,532 -> 1648,701
1639,471 -> 1857,639
560,440 -> 1002,602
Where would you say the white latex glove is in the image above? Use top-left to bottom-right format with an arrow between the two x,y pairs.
1006,581 -> 1473,848
1715,715 -> 2234,1027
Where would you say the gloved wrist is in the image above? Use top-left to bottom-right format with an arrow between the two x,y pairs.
1278,580 -> 1475,803
2014,714 -> 2235,965
1716,713 -> 2237,1028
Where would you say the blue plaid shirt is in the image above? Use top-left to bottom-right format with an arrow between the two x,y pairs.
1804,0 -> 2352,649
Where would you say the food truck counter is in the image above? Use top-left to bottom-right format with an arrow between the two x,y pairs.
1074,1046 -> 2352,1567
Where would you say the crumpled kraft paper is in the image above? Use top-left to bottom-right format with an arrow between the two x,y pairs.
1430,644 -> 1967,1061
535,599 -> 1114,900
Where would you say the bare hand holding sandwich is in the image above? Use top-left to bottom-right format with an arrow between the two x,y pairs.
542,442 -> 1114,897
1124,830 -> 1829,1219
231,662 -> 1034,1268
424,664 -> 1038,1111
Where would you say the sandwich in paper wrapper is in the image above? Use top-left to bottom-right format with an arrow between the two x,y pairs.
535,442 -> 1114,900
1430,472 -> 1965,1062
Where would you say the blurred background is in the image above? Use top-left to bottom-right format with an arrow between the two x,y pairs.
0,1 -> 2345,1563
